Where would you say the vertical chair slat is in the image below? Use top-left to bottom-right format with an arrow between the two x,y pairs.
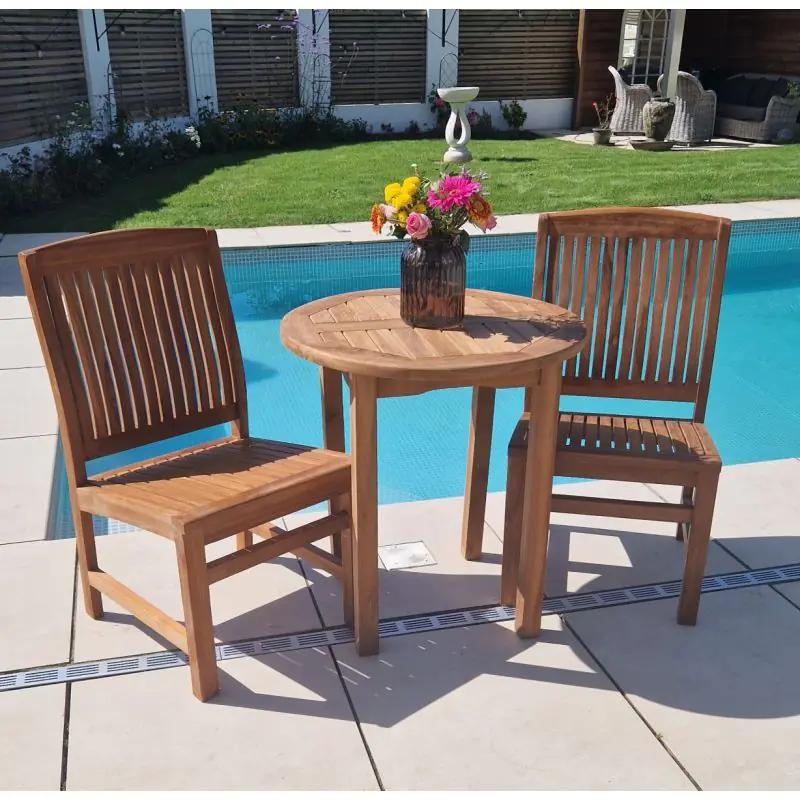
197,252 -> 236,408
619,236 -> 643,381
121,265 -> 171,425
43,273 -> 99,442
591,237 -> 615,379
565,235 -> 587,378
604,237 -> 629,379
632,237 -> 658,381
658,239 -> 685,383
144,260 -> 188,419
169,254 -> 211,413
177,253 -> 223,408
673,237 -> 700,383
88,267 -> 137,434
58,271 -> 114,438
577,236 -> 602,379
158,258 -> 199,417
645,240 -> 670,384
104,267 -> 150,429
685,240 -> 714,387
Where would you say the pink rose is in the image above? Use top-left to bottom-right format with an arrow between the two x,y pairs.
406,212 -> 432,240
434,96 -> 445,108
380,203 -> 396,220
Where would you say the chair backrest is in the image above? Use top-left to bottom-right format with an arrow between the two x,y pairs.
533,208 -> 731,420
19,228 -> 248,482
608,65 -> 629,92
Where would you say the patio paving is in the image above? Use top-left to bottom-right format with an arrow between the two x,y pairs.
2,458 -> 800,789
1,219 -> 800,789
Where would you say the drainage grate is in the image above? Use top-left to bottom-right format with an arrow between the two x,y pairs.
2,561 -> 799,693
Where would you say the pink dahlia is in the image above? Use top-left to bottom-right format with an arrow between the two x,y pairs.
426,174 -> 482,213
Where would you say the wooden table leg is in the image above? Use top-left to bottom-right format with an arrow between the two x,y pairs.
320,366 -> 353,624
350,374 -> 379,655
461,386 -> 496,561
515,365 -> 562,638
321,367 -> 345,559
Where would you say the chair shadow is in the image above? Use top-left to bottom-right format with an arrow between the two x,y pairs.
186,526 -> 800,726
480,156 -> 539,163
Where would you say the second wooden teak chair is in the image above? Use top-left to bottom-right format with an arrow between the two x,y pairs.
19,228 -> 360,701
462,207 -> 730,631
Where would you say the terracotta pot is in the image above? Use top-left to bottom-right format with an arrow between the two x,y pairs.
400,234 -> 466,329
642,98 -> 676,141
593,127 -> 612,145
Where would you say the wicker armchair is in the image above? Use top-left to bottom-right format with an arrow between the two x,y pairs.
657,71 -> 716,145
608,65 -> 654,134
716,94 -> 800,142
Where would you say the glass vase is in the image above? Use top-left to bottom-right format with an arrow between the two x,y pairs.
400,234 -> 466,329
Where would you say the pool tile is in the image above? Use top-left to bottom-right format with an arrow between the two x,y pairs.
0,367 -> 57,438
485,480 -> 740,596
288,495 -> 505,627
67,648 -> 378,790
333,618 -> 693,789
567,585 -> 800,789
0,434 -> 59,544
72,530 -> 320,662
0,539 -> 75,672
0,684 -> 65,790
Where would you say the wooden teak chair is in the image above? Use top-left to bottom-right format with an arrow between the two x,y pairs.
19,228 -> 358,701
463,208 -> 730,629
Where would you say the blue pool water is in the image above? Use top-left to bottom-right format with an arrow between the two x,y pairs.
54,220 -> 800,536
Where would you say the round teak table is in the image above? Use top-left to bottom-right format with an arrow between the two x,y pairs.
280,288 -> 587,655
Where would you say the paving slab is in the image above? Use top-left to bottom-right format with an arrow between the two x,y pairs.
73,530 -> 320,662
568,585 -> 800,790
0,539 -> 74,671
288,495 -> 505,627
334,618 -> 693,790
0,256 -> 29,320
0,434 -> 59,544
0,684 -> 65,790
0,317 -> 43,368
0,366 -> 57,438
485,481 -> 740,596
67,647 -> 378,790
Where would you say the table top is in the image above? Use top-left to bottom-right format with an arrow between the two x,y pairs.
280,288 -> 588,384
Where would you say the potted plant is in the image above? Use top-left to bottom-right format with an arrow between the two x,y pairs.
370,166 -> 496,329
592,96 -> 614,145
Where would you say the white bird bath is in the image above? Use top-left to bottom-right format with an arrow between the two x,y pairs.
437,86 -> 479,164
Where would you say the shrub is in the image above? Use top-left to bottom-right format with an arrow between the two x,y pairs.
499,99 -> 527,132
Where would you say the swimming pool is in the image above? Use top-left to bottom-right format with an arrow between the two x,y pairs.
52,218 -> 800,538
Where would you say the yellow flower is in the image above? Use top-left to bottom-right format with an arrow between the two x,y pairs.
396,211 -> 408,224
413,203 -> 426,213
393,191 -> 413,210
384,182 -> 402,203
403,176 -> 421,193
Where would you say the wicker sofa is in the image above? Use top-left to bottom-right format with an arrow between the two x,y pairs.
711,73 -> 800,142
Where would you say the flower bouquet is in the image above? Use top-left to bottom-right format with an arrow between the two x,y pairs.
370,166 -> 496,329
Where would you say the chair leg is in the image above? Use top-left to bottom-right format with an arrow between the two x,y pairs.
74,510 -> 104,619
676,486 -> 694,541
678,471 -> 719,626
236,531 -> 253,551
500,444 -> 526,607
175,533 -> 219,701
461,386 -> 495,561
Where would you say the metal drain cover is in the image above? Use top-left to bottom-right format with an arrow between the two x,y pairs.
378,541 -> 436,570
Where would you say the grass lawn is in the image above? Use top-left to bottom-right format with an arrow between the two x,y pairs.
5,138 -> 800,233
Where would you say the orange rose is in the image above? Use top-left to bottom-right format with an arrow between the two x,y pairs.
467,195 -> 493,226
